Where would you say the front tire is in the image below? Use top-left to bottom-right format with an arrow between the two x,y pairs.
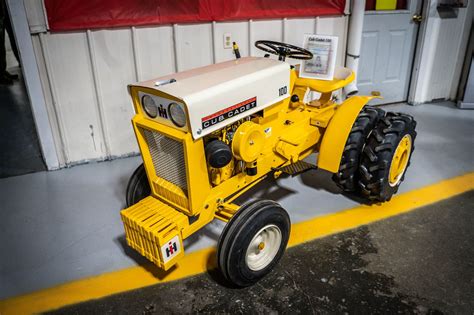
358,112 -> 417,202
125,163 -> 151,207
217,200 -> 290,287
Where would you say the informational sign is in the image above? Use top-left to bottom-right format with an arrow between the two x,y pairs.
299,34 -> 338,81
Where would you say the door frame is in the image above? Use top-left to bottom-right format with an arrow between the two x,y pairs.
407,0 -> 430,104
6,0 -> 60,170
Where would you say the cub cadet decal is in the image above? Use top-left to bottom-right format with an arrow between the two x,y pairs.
201,97 -> 257,129
161,235 -> 181,263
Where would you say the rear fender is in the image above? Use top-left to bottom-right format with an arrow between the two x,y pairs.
317,96 -> 380,173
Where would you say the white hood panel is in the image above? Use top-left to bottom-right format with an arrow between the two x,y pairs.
132,57 -> 290,139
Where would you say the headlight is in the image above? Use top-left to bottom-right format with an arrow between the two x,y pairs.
142,95 -> 157,118
169,103 -> 186,127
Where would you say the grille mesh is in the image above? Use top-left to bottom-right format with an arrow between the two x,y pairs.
142,128 -> 188,193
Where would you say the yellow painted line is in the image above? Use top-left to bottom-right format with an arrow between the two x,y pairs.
1,172 -> 473,315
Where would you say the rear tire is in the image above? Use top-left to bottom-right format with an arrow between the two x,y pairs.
333,106 -> 385,191
217,200 -> 290,287
358,112 -> 417,202
126,163 -> 151,207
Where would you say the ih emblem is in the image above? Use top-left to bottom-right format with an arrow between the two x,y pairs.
161,235 -> 181,263
158,104 -> 168,119
166,241 -> 177,257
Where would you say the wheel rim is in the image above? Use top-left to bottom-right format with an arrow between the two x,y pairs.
245,224 -> 282,271
389,134 -> 412,187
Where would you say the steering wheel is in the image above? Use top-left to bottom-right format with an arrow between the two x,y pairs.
255,40 -> 313,61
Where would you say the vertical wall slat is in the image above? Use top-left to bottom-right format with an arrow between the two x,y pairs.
248,19 -> 253,56
134,26 -> 174,80
131,26 -> 142,82
39,32 -> 104,162
86,30 -> 112,158
90,29 -> 137,156
211,21 -> 217,63
172,24 -> 179,72
174,23 -> 213,71
314,17 -> 320,33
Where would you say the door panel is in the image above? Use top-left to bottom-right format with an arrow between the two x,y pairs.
358,2 -> 420,104
358,31 -> 379,85
386,30 -> 407,81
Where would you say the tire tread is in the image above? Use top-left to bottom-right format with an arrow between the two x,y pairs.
332,106 -> 385,192
357,112 -> 417,202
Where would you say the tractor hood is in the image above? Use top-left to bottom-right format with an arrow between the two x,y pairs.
132,57 -> 290,139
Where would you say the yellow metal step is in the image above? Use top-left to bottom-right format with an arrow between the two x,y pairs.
120,196 -> 188,270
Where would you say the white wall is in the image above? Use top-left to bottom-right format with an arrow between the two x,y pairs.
32,16 -> 349,166
410,0 -> 473,104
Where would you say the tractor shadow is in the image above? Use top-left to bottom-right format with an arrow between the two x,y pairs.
115,221 -> 224,281
299,168 -> 340,194
205,253 -> 244,289
114,235 -> 174,280
234,176 -> 297,204
115,173 -> 131,208
241,167 -> 371,205
299,168 -> 372,205
115,235 -> 195,281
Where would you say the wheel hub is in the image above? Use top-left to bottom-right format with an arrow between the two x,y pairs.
389,134 -> 412,187
245,225 -> 282,271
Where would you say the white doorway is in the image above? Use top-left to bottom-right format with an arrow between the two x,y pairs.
357,0 -> 422,104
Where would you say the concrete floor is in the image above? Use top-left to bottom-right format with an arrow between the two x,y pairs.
0,101 -> 473,300
0,67 -> 46,178
51,191 -> 474,314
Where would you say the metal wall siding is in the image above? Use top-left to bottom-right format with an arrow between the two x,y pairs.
284,18 -> 316,47
250,20 -> 284,57
134,26 -> 176,81
41,32 -> 105,163
175,23 -> 214,71
91,29 -> 138,157
32,17 -> 348,166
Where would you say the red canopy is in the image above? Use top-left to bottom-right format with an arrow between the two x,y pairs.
44,0 -> 346,32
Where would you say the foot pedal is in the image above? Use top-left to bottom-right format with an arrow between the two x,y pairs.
279,161 -> 317,176
120,196 -> 188,270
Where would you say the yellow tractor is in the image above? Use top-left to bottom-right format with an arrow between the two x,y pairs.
121,40 -> 416,287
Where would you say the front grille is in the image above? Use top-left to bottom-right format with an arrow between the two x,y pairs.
142,128 -> 188,193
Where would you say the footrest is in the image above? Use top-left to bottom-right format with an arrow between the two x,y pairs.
279,160 -> 317,176
120,196 -> 188,270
